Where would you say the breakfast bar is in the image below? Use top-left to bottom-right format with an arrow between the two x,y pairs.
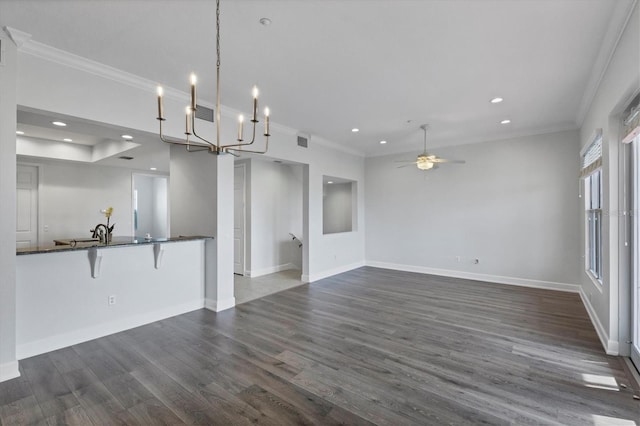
16,236 -> 213,359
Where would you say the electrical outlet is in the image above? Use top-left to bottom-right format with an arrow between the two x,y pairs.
43,225 -> 49,232
108,295 -> 116,306
456,256 -> 461,262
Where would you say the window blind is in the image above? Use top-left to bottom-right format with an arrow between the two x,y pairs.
580,132 -> 602,178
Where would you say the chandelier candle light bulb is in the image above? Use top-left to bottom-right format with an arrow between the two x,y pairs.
264,107 -> 270,135
252,86 -> 259,122
157,86 -> 164,120
238,114 -> 244,141
190,73 -> 197,111
185,107 -> 192,135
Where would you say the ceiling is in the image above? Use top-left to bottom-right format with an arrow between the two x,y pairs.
0,0 -> 634,157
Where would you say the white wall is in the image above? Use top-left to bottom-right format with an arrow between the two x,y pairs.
0,32 -> 19,382
578,3 -> 639,354
244,159 -> 303,276
366,129 -> 581,289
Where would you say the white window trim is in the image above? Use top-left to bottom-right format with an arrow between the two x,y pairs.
581,130 -> 603,289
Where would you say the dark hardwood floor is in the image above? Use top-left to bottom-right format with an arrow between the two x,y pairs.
1,266 -> 639,425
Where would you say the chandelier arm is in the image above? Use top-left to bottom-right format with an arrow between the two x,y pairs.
225,136 -> 269,155
220,121 -> 258,149
190,113 -> 217,149
158,119 -> 211,150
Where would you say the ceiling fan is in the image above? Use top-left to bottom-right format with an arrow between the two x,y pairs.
397,124 -> 465,170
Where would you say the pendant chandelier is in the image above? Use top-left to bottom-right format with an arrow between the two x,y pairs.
155,0 -> 270,155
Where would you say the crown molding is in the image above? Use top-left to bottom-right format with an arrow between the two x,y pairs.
13,31 -> 365,158
16,36 -> 191,102
3,26 -> 31,48
366,123 -> 578,158
575,0 -> 638,127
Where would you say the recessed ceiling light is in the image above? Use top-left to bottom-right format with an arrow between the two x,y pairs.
16,130 -> 24,135
327,181 -> 334,184
380,140 -> 387,144
491,97 -> 504,104
351,128 -> 359,133
121,134 -> 133,140
63,138 -> 73,142
501,119 -> 511,124
52,121 -> 67,127
150,167 -> 157,171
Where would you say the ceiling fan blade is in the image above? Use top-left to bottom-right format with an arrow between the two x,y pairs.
397,163 -> 418,168
430,158 -> 465,164
394,160 -> 418,163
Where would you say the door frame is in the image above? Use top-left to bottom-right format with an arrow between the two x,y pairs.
16,162 -> 41,247
131,172 -> 170,238
631,137 -> 640,368
234,163 -> 247,276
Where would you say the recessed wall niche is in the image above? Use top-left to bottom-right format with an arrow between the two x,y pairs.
323,175 -> 357,235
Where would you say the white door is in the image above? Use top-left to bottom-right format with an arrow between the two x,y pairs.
632,138 -> 640,368
234,164 -> 246,275
16,165 -> 39,249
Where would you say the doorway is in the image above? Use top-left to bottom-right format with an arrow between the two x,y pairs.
132,174 -> 169,239
16,164 -> 39,249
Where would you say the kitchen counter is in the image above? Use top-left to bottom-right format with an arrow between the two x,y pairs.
17,235 -> 213,255
16,236 -> 217,359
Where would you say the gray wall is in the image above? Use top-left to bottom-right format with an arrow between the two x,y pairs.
323,182 -> 353,234
365,129 -> 581,286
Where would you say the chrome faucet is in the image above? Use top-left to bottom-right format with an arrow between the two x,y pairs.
90,223 -> 110,243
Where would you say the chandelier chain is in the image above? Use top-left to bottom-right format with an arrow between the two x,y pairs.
215,0 -> 221,149
216,0 -> 221,69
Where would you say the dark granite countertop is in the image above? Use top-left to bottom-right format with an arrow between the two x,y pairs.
17,235 -> 213,255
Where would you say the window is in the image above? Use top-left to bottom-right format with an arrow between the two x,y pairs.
585,169 -> 602,280
581,132 -> 602,282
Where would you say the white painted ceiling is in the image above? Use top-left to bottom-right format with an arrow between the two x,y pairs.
0,0 -> 634,156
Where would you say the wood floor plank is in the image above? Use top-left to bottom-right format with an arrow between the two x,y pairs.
2,266 -> 640,425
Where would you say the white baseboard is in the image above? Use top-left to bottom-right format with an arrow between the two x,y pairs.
246,263 -> 298,278
304,261 -> 366,283
579,288 -> 619,355
205,296 -> 236,312
16,300 -> 204,360
0,360 -> 20,383
366,261 -> 581,293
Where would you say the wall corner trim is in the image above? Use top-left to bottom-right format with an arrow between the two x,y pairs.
246,263 -> 298,278
579,287 -> 619,355
306,261 -> 366,283
205,297 -> 235,312
365,261 -> 581,293
0,361 -> 20,383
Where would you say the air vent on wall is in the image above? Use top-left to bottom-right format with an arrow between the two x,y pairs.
297,135 -> 308,148
118,156 -> 134,160
195,104 -> 214,122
